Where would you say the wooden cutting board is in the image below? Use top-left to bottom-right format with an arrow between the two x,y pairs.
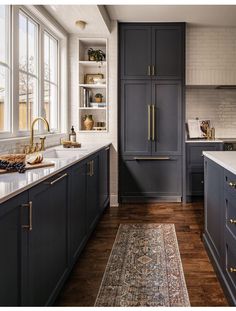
0,161 -> 55,174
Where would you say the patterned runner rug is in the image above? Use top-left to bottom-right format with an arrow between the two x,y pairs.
95,223 -> 190,307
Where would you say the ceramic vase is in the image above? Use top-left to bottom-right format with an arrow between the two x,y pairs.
83,115 -> 94,130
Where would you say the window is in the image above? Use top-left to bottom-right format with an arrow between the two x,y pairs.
44,32 -> 58,131
19,10 -> 38,131
0,5 -> 10,132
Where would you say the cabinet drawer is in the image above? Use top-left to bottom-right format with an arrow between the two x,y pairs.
225,229 -> 236,293
225,169 -> 236,198
225,192 -> 236,240
187,144 -> 221,167
120,156 -> 182,199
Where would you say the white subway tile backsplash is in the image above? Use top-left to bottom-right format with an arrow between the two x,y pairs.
186,89 -> 236,138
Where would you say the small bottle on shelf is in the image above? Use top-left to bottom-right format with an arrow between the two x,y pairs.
69,126 -> 76,142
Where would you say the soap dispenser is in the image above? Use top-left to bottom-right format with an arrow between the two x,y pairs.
69,126 -> 76,143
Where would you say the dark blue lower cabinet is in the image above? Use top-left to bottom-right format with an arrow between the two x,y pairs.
120,156 -> 182,202
99,147 -> 110,212
69,162 -> 87,263
0,192 -> 28,306
86,155 -> 99,233
22,171 -> 69,306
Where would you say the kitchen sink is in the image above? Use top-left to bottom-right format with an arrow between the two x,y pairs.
43,149 -> 87,159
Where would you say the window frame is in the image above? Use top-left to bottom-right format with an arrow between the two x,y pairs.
0,5 -> 64,139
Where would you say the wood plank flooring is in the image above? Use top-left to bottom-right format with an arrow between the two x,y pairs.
55,202 -> 229,307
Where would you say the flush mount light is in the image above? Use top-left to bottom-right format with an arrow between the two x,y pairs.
75,20 -> 87,30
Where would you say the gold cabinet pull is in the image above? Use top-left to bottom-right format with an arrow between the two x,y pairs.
229,219 -> 236,224
48,173 -> 68,185
91,160 -> 94,176
148,105 -> 151,140
152,65 -> 155,76
152,105 -> 155,141
147,65 -> 151,76
229,267 -> 236,273
229,181 -> 236,189
87,161 -> 92,176
22,201 -> 33,231
134,157 -> 171,160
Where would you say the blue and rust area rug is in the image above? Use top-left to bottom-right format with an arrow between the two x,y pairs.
95,223 -> 190,307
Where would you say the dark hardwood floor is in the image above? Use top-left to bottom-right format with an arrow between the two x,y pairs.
55,202 -> 228,307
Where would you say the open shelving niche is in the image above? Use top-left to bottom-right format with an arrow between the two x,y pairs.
78,38 -> 108,132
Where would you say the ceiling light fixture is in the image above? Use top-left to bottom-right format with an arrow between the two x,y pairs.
75,20 -> 87,30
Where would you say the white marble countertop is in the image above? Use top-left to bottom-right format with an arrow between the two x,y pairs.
203,151 -> 236,175
185,139 -> 223,143
0,143 -> 111,204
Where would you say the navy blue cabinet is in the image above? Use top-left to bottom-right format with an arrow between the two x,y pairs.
0,192 -> 28,306
69,162 -> 87,263
119,23 -> 185,202
86,154 -> 99,233
23,172 -> 69,306
99,147 -> 110,213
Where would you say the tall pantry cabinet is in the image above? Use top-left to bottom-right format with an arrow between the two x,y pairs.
119,23 -> 185,202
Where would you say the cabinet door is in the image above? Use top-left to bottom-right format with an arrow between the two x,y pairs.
99,147 -> 110,212
25,172 -> 69,306
86,155 -> 99,233
152,25 -> 184,79
120,157 -> 182,202
69,162 -> 87,263
204,159 -> 223,263
0,192 -> 28,306
152,81 -> 182,155
120,80 -> 152,156
120,24 -> 151,79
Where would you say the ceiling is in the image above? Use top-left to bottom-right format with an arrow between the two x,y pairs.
44,5 -> 236,35
106,5 -> 236,27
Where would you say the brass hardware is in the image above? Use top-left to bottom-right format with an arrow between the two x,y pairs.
40,137 -> 46,151
47,173 -> 68,185
91,160 -> 94,176
134,157 -> 171,160
87,161 -> 93,176
229,181 -> 236,189
229,219 -> 236,224
152,105 -> 155,141
30,117 -> 50,153
152,65 -> 155,76
21,201 -> 33,231
148,105 -> 151,140
229,267 -> 236,273
147,65 -> 151,76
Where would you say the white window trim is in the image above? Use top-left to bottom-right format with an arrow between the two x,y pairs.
0,5 -> 68,143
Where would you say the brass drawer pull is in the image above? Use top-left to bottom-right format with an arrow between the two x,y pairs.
229,181 -> 236,189
229,267 -> 236,273
22,201 -> 33,231
152,65 -> 155,76
134,157 -> 171,160
48,173 -> 68,185
229,219 -> 236,224
147,65 -> 151,76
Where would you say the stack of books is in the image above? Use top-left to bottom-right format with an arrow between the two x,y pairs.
90,102 -> 106,108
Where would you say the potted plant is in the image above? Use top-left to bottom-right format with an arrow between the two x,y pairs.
88,48 -> 106,62
94,93 -> 103,103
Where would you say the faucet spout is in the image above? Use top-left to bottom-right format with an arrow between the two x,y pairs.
30,117 -> 50,151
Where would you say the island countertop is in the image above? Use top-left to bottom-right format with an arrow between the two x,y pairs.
203,151 -> 236,175
0,143 -> 111,204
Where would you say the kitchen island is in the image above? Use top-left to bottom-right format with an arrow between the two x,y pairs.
203,151 -> 236,305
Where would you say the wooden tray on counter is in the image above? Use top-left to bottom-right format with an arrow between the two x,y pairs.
0,161 -> 55,174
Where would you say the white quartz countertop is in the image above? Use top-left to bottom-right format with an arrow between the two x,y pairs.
0,143 -> 111,204
185,139 -> 223,143
203,151 -> 236,175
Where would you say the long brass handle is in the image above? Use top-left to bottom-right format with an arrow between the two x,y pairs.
229,181 -> 236,189
152,105 -> 155,141
22,201 -> 33,231
147,65 -> 151,76
87,161 -> 91,176
229,267 -> 236,273
152,65 -> 155,76
229,219 -> 236,224
91,160 -> 94,176
148,105 -> 151,140
134,157 -> 171,160
49,173 -> 68,185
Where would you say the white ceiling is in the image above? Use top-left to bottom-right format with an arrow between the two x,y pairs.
106,5 -> 236,26
44,5 -> 110,35
44,5 -> 236,35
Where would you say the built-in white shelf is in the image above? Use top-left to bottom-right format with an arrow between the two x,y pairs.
79,107 -> 106,110
79,61 -> 106,67
79,83 -> 106,89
